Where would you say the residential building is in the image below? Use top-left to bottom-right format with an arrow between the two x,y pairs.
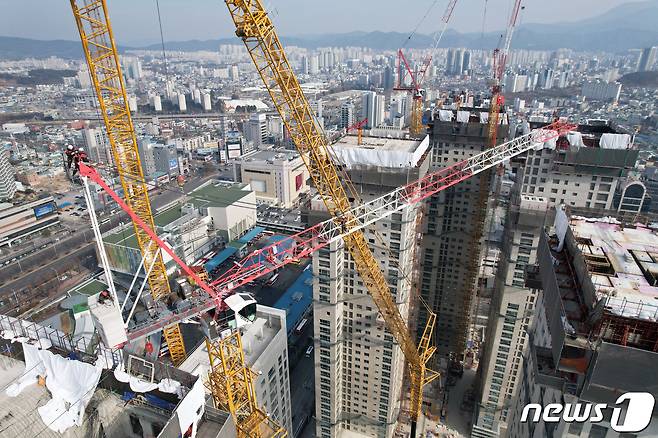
233,149 -> 309,208
306,135 -> 430,437
418,106 -> 509,359
340,102 -> 355,129
474,119 -> 640,436
506,216 -> 658,438
0,197 -> 59,247
521,120 -> 638,210
581,80 -> 622,102
637,46 -> 657,72
473,195 -> 549,437
179,305 -> 293,433
0,149 -> 16,201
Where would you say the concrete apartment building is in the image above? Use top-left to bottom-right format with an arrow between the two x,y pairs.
179,305 -> 293,433
506,217 -> 658,438
233,149 -> 309,208
307,135 -> 430,438
473,120 -> 640,437
418,106 -> 509,359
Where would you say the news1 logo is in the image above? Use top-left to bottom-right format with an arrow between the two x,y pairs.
521,392 -> 655,433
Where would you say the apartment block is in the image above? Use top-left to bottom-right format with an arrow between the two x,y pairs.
307,135 -> 430,438
506,216 -> 658,438
521,120 -> 637,210
418,107 -> 509,359
473,195 -> 549,438
0,149 -> 16,201
474,119 -> 641,437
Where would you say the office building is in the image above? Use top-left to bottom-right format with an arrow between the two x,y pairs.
340,102 -> 355,129
506,217 -> 658,438
137,137 -> 157,177
246,113 -> 268,148
418,107 -> 509,359
362,91 -> 376,129
307,135 -> 430,438
0,149 -> 16,201
233,149 -> 309,208
581,80 -> 622,102
474,120 -> 640,436
179,305 -> 293,433
636,46 -> 657,72
0,197 -> 59,247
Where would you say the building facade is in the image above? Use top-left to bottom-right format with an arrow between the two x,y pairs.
0,197 -> 59,247
308,135 -> 429,438
0,149 -> 16,201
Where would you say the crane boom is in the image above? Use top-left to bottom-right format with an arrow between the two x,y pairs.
69,0 -> 187,365
225,0 -> 437,427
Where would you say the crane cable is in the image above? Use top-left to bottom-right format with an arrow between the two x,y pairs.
401,0 -> 441,48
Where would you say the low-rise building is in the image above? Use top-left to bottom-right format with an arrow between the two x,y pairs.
233,149 -> 309,208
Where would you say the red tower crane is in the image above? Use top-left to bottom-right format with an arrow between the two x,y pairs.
346,118 -> 368,145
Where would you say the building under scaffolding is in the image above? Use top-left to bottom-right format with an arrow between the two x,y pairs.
507,215 -> 658,438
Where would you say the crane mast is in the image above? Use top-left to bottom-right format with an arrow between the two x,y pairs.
224,0 -> 438,430
68,0 -> 188,363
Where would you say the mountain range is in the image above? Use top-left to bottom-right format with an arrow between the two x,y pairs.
1,1 -> 657,59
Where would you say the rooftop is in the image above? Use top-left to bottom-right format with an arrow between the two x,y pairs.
570,217 -> 658,321
189,181 -> 252,209
104,205 -> 184,248
237,149 -> 301,164
331,134 -> 429,168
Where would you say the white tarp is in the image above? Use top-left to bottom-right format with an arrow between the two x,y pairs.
479,112 -> 489,124
456,111 -> 470,123
566,131 -> 584,148
438,110 -> 453,121
332,136 -> 430,168
554,206 -> 569,252
158,378 -> 183,395
6,344 -> 102,433
599,133 -> 631,149
130,378 -> 158,393
177,378 -> 206,438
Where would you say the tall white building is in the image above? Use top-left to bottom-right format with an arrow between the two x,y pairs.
637,46 -> 657,72
0,149 -> 16,201
83,126 -> 112,165
202,92 -> 212,111
177,94 -> 187,112
361,91 -> 383,129
150,95 -> 162,112
309,135 -> 430,438
246,113 -> 268,148
340,102 -> 354,129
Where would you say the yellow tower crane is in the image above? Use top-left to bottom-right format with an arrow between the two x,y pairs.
223,0 -> 439,435
69,0 -> 187,365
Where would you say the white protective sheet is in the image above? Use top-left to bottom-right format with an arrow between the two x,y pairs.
599,133 -> 631,149
5,343 -> 44,397
332,137 -> 430,169
130,377 -> 158,393
158,378 -> 182,395
566,131 -> 584,148
177,378 -> 206,438
479,112 -> 489,124
438,110 -> 453,121
456,111 -> 470,123
6,344 -> 102,433
554,207 -> 569,252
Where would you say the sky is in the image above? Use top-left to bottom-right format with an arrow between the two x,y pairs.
0,0 -> 641,46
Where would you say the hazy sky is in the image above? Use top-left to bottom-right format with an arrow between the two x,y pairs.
0,0 -> 638,46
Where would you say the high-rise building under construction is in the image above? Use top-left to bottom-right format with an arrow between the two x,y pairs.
417,106 -> 509,359
307,135 -> 430,438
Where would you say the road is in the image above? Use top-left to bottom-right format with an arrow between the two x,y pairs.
0,170 -> 220,302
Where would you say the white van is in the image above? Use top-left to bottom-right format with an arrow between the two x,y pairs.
305,346 -> 314,357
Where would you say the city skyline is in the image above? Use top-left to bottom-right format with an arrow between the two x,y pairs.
0,0 -> 648,46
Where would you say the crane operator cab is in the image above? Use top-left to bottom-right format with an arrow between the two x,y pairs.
222,293 -> 257,329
